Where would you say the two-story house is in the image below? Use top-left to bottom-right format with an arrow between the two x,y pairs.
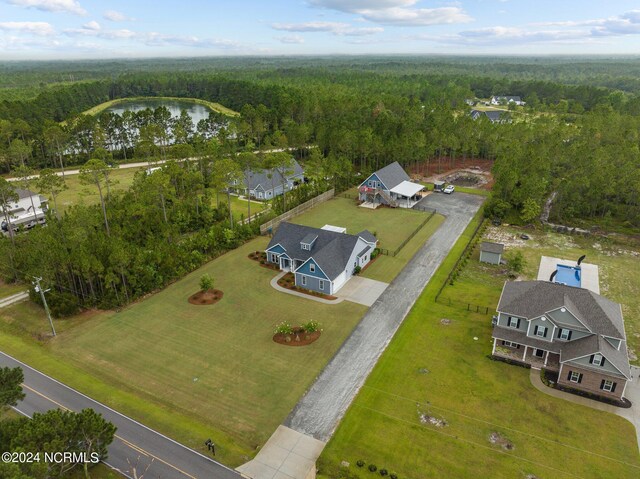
492,281 -> 631,400
265,222 -> 377,295
358,161 -> 424,208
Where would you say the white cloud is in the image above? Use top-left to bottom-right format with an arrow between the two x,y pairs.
358,7 -> 472,26
103,10 -> 133,22
308,0 -> 472,26
309,0 -> 416,11
276,35 -> 305,44
82,20 -> 100,30
272,21 -> 383,36
7,0 -> 87,16
0,21 -> 55,35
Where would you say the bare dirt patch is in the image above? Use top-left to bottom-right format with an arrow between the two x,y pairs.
188,289 -> 224,305
489,431 -> 515,450
418,412 -> 448,428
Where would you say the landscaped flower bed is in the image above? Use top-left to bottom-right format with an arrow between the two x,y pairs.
277,272 -> 337,300
248,251 -> 279,270
273,320 -> 322,347
188,289 -> 224,305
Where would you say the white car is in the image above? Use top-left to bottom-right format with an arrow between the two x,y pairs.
443,185 -> 455,194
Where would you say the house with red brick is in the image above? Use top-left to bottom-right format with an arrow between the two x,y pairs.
492,281 -> 631,401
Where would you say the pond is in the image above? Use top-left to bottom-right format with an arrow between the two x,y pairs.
103,99 -> 213,124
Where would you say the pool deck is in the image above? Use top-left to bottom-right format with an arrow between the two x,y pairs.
537,256 -> 600,294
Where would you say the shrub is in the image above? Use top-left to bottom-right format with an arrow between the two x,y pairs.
260,260 -> 265,264
380,470 -> 388,476
356,460 -> 365,468
274,321 -> 294,335
368,464 -> 377,472
302,320 -> 321,333
390,474 -> 398,479
353,265 -> 362,275
199,274 -> 214,292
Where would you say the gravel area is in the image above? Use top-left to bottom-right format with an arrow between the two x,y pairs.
284,192 -> 485,441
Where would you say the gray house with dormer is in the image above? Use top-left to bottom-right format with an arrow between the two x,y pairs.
492,281 -> 631,400
265,222 -> 377,295
239,159 -> 304,200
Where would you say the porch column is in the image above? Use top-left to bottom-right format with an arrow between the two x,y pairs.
544,351 -> 549,367
491,337 -> 497,355
522,345 -> 528,361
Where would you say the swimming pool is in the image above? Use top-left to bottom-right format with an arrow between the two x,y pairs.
555,264 -> 581,287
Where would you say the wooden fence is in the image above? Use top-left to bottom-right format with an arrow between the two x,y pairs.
259,189 -> 335,235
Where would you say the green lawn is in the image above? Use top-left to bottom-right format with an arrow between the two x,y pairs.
482,225 -> 640,365
0,279 -> 27,300
209,191 -> 269,222
53,167 -> 145,213
319,215 -> 640,479
0,237 -> 366,466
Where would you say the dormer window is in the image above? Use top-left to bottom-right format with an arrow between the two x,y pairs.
534,325 -> 547,338
559,328 -> 571,340
592,354 -> 603,366
300,233 -> 318,251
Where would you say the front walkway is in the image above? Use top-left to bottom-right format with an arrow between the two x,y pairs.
270,272 -> 345,305
0,291 -> 29,309
530,367 -> 640,452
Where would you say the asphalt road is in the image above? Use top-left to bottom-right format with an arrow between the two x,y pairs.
0,351 -> 243,479
284,192 -> 485,441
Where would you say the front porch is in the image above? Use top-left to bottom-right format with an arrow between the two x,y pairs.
492,338 -> 560,372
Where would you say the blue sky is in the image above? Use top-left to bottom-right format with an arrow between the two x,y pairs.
1,0 -> 640,59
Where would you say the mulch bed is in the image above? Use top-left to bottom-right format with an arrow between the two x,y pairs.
277,272 -> 338,300
248,251 -> 280,271
273,327 -> 321,347
188,289 -> 224,305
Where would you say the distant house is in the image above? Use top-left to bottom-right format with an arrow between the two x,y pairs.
490,96 -> 525,106
479,242 -> 504,265
464,99 -> 476,106
358,161 -> 424,208
1,188 -> 48,232
240,159 -> 304,200
265,222 -> 377,295
492,281 -> 631,401
470,109 -> 509,124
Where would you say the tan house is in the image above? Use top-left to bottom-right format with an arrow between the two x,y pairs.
492,281 -> 630,401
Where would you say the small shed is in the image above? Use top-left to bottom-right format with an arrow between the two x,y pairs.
433,180 -> 445,192
479,242 -> 504,265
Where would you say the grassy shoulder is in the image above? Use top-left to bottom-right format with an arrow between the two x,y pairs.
318,212 -> 640,479
0,279 -> 27,300
80,96 -> 239,117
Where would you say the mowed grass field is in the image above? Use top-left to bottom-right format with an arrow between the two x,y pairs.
290,193 -> 444,282
319,217 -> 640,479
0,237 -> 366,464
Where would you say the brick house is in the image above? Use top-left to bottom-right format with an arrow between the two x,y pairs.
492,281 -> 631,400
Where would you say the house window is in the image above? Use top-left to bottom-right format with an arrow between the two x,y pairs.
310,264 -> 315,273
301,276 -> 307,286
368,181 -> 372,187
508,317 -> 519,328
535,326 -> 547,338
534,349 -> 545,358
319,280 -> 324,291
601,380 -> 616,392
569,371 -> 582,383
503,341 -> 519,348
592,354 -> 603,366
270,253 -> 278,263
559,329 -> 571,340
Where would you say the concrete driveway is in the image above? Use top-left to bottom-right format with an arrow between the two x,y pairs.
619,366 -> 640,454
336,276 -> 389,307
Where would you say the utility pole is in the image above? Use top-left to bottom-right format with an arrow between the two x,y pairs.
33,277 -> 56,337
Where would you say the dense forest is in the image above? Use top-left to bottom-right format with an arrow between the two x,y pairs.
0,57 -> 638,310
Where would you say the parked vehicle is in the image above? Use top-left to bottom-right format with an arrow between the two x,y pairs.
443,185 -> 455,194
1,212 -> 47,233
